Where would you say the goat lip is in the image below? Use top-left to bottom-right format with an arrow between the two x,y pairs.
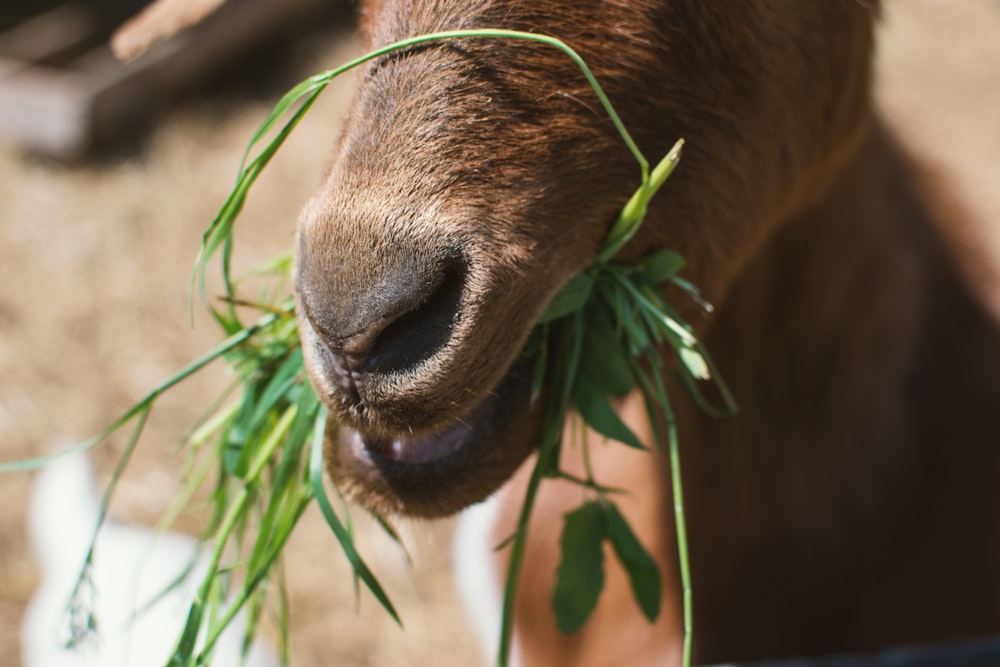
347,406 -> 486,466
326,359 -> 540,517
347,381 -> 502,467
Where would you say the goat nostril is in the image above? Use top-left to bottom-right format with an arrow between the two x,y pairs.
340,315 -> 393,367
364,263 -> 465,374
299,252 -> 467,378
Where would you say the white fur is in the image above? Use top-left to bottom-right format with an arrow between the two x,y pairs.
22,451 -> 280,667
453,491 -> 523,667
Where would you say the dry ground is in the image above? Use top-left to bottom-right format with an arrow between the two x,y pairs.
1,2 -> 998,666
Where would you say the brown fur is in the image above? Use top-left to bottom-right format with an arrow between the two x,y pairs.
121,0 -> 1000,663
306,2 -> 1000,662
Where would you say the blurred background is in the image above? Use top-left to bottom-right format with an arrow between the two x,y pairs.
0,1 -> 998,665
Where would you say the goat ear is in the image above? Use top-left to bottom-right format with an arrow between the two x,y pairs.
111,0 -> 228,60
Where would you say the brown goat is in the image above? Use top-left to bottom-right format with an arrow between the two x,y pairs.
118,1 -> 1000,664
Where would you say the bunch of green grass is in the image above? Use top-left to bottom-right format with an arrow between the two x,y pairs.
1,29 -> 735,667
1,256 -> 399,665
509,130 -> 735,667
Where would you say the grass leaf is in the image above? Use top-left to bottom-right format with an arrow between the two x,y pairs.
578,301 -> 633,398
571,375 -> 645,450
605,502 -> 661,622
552,501 -> 606,634
538,274 -> 595,323
638,249 -> 685,284
678,346 -> 710,381
308,407 -> 402,626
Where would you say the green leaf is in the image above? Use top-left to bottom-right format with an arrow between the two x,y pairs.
245,387 -> 318,577
622,314 -> 653,358
194,85 -> 325,315
529,329 -> 548,404
538,274 -> 595,323
169,601 -> 205,666
671,275 -> 714,313
535,311 -> 587,478
308,407 -> 401,626
678,346 -> 710,381
607,283 -> 652,356
223,384 -> 258,478
250,348 -> 305,429
571,375 -> 645,450
552,502 -> 606,633
638,249 -> 685,284
595,140 -> 684,264
578,302 -> 633,398
604,502 -> 661,623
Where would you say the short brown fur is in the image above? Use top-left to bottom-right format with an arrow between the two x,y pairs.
310,1 -> 1000,663
119,0 -> 1000,663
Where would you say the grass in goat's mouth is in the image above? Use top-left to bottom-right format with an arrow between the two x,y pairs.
0,29 -> 735,667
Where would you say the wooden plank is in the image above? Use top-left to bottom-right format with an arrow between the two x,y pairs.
0,0 -> 337,159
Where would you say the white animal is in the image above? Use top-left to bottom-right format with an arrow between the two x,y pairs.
22,451 -> 280,667
453,493 -> 523,667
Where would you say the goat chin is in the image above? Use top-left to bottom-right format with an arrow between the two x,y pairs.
21,448 -> 279,667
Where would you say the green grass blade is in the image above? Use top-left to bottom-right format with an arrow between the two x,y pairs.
193,89 -> 324,315
308,406 -> 402,626
0,312 -> 281,474
596,140 -> 683,263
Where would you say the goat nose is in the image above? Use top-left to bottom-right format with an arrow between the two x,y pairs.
339,314 -> 393,368
298,255 -> 465,376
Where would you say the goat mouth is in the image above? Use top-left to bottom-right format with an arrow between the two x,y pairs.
326,361 -> 540,517
346,382 -> 501,465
